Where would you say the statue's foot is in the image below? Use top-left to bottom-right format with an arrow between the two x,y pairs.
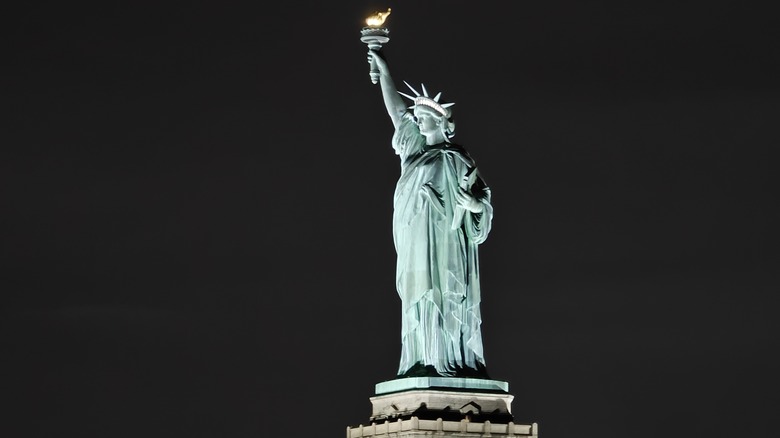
397,362 -> 491,379
454,362 -> 491,379
397,363 -> 442,378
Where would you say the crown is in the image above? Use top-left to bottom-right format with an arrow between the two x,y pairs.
398,82 -> 455,119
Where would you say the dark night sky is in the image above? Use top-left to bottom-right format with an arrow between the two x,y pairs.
2,1 -> 778,437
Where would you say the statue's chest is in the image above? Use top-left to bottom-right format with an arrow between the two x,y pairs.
418,152 -> 456,190
397,151 -> 458,202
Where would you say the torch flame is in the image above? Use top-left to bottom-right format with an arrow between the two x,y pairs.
365,8 -> 391,27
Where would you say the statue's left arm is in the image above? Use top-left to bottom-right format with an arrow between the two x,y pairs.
458,178 -> 493,245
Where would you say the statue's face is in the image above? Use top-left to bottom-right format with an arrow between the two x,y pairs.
413,107 -> 441,135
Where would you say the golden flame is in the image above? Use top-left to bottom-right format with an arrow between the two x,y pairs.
365,8 -> 391,27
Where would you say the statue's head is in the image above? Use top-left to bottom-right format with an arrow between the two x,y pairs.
413,105 -> 455,140
399,82 -> 456,140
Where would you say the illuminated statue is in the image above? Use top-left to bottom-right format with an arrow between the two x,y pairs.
367,50 -> 494,378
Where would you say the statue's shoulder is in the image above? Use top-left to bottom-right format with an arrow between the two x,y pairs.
395,117 -> 422,141
397,112 -> 417,129
445,143 -> 474,160
446,142 -> 467,153
393,114 -> 425,160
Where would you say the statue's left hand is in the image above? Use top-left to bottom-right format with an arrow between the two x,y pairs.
456,187 -> 484,213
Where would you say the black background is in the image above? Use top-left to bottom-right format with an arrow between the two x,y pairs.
3,1 -> 778,437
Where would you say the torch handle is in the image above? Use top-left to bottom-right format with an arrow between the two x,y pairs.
366,42 -> 383,84
369,57 -> 380,84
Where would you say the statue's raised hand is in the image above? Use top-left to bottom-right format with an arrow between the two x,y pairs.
367,50 -> 389,75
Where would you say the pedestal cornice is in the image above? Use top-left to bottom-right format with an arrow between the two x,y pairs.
375,377 -> 509,395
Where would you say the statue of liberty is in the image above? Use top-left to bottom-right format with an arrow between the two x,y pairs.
367,50 -> 494,379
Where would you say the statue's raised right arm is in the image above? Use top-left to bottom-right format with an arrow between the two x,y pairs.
368,50 -> 406,129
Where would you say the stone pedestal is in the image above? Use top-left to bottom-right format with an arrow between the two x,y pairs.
370,389 -> 514,423
347,378 -> 538,438
346,416 -> 538,438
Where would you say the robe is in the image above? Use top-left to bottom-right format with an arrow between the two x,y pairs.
391,115 -> 493,377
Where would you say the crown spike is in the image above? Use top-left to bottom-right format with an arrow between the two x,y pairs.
403,81 -> 421,97
398,91 -> 416,101
433,92 -> 442,102
421,83 -> 429,97
441,102 -> 455,108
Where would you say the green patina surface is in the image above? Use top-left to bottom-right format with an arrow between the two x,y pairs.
368,47 -> 495,379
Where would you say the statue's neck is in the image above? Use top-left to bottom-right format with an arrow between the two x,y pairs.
424,131 -> 447,146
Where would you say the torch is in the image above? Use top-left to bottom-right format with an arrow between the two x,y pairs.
360,8 -> 391,84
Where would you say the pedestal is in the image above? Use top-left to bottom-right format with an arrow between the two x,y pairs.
346,416 -> 538,438
347,378 -> 538,438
